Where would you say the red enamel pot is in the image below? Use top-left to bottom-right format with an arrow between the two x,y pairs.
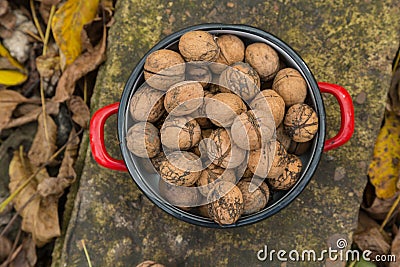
89,24 -> 354,228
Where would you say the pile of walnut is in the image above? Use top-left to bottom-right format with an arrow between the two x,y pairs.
126,30 -> 319,225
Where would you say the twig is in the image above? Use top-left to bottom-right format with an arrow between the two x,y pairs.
39,77 -> 49,143
23,30 -> 43,43
2,226 -> 22,266
43,5 -> 56,56
81,240 -> 93,267
83,77 -> 88,104
379,193 -> 400,232
29,0 -> 44,41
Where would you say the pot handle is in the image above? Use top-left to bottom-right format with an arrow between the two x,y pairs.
89,102 -> 127,171
318,82 -> 354,151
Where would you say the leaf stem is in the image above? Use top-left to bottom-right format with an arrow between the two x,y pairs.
40,77 -> 49,143
30,0 -> 45,41
43,5 -> 56,56
379,192 -> 400,232
81,240 -> 93,267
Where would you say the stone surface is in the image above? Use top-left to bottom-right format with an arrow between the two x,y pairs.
53,1 -> 399,266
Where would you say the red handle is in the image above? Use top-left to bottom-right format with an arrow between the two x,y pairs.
89,102 -> 127,171
318,82 -> 354,151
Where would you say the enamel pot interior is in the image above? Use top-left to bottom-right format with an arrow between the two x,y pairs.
118,24 -> 325,228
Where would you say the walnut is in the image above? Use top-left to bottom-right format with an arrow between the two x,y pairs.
284,103 -> 318,142
144,49 -> 185,90
186,63 -> 212,87
150,151 -> 167,173
126,122 -> 160,158
276,124 -> 291,151
136,260 -> 165,267
231,109 -> 275,150
272,68 -> 307,107
196,164 -> 237,196
190,90 -> 214,129
207,181 -> 244,225
164,81 -> 204,116
236,160 -> 254,179
245,43 -> 279,81
159,151 -> 202,186
205,93 -> 247,127
160,116 -> 201,150
159,178 -> 202,207
206,128 -> 247,169
178,30 -> 220,62
250,89 -> 285,127
209,34 -> 245,74
219,62 -> 261,101
268,154 -> 302,190
237,179 -> 270,215
129,83 -> 165,123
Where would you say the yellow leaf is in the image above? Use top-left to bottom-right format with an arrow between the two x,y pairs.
0,43 -> 25,71
51,0 -> 100,69
0,69 -> 28,86
368,112 -> 400,199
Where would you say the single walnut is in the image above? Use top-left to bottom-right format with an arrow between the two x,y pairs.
219,62 -> 261,101
245,43 -> 279,81
150,152 -> 167,173
196,164 -> 237,196
284,103 -> 318,142
288,140 -> 312,155
144,49 -> 185,90
179,30 -> 219,62
205,93 -> 247,127
237,179 -> 270,215
206,128 -> 247,169
159,151 -> 202,186
129,83 -> 165,123
231,109 -> 275,150
267,141 -> 288,179
276,124 -> 291,151
136,260 -> 165,267
126,122 -> 160,158
209,34 -> 245,74
268,154 -> 302,190
250,89 -> 285,127
159,178 -> 202,207
186,63 -> 212,87
207,181 -> 244,225
272,68 -> 307,107
160,116 -> 201,150
164,81 -> 204,116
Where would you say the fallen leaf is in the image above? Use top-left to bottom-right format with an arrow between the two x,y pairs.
8,152 -> 60,247
368,112 -> 400,199
39,0 -> 61,23
0,42 -> 24,71
52,27 -> 106,102
390,229 -> 400,267
51,0 -> 100,69
28,113 -> 57,167
38,128 -> 79,197
5,101 -> 59,130
362,191 -> 400,221
68,96 -> 90,128
9,236 -> 37,267
0,42 -> 27,86
0,90 -> 28,131
0,236 -> 12,263
36,54 -> 60,78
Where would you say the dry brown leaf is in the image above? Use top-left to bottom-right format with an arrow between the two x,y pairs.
0,236 -> 12,263
9,236 -> 37,267
32,196 -> 60,247
5,101 -> 59,130
390,229 -> 400,267
51,0 -> 100,69
68,96 -> 90,128
39,0 -> 61,23
362,192 -> 400,221
28,113 -> 57,167
0,90 -> 28,131
36,54 -> 60,79
52,27 -> 106,102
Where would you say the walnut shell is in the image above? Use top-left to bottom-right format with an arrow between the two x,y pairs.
190,90 -> 214,128
159,151 -> 202,186
150,151 -> 167,174
237,179 -> 270,215
245,43 -> 279,81
126,122 -> 160,158
186,63 -> 212,87
231,109 -> 275,150
272,68 -> 307,107
284,103 -> 318,142
206,128 -> 246,169
179,30 -> 219,62
207,181 -> 244,225
205,93 -> 247,127
160,116 -> 201,150
276,124 -> 291,151
219,62 -> 261,101
136,260 -> 165,267
267,141 -> 288,179
129,83 -> 165,122
159,178 -> 202,207
268,154 -> 302,190
209,34 -> 245,74
164,81 -> 204,116
196,164 -> 237,196
144,49 -> 185,90
250,89 -> 285,127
